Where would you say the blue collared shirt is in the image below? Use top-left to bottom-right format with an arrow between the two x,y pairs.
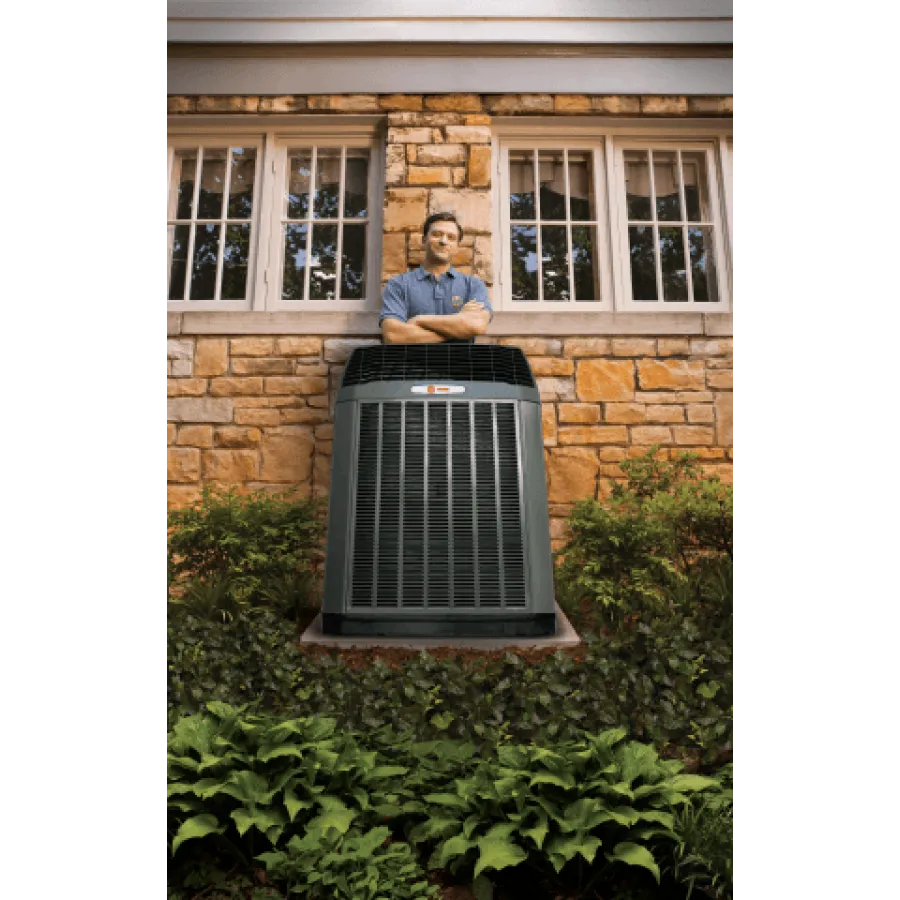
379,266 -> 493,342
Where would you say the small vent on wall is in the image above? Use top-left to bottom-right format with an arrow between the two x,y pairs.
342,344 -> 535,388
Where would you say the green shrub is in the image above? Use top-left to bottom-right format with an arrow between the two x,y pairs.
556,449 -> 732,631
168,487 -> 325,618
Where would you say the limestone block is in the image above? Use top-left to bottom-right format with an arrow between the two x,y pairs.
646,405 -> 685,424
383,188 -> 429,232
168,448 -> 200,483
425,94 -> 482,111
529,358 -> 574,377
537,377 -> 576,402
688,96 -> 733,116
427,189 -> 491,234
546,448 -> 599,503
194,338 -> 228,377
630,426 -> 674,445
415,144 -> 466,165
202,449 -> 259,481
323,338 -> 380,364
167,338 -> 193,360
230,337 -> 275,357
707,370 -> 733,390
542,404 -> 557,446
260,431 -> 315,483
276,337 -> 322,356
672,426 -> 715,445
641,96 -> 689,115
575,359 -> 635,401
264,376 -> 328,395
687,404 -> 715,424
167,378 -> 207,398
468,145 -> 492,188
176,425 -> 214,448
715,393 -> 733,446
592,96 -> 640,115
215,426 -> 261,448
637,360 -> 705,391
167,96 -> 195,114
280,408 -> 332,425
563,338 -> 611,358
234,409 -> 280,427
167,423 -> 176,445
209,377 -> 264,397
379,94 -> 424,111
444,126 -> 491,144
465,114 -> 491,125
611,338 -> 657,357
558,426 -> 628,445
388,112 -> 463,126
232,358 -> 294,376
259,95 -> 307,113
598,447 -> 627,461
168,398 -> 233,424
604,403 -> 647,424
690,339 -> 727,357
168,485 -> 200,509
294,362 -> 330,377
637,390 -> 713,404
313,454 -> 332,497
452,167 -> 466,186
387,127 -> 432,143
197,96 -> 258,113
498,338 -> 561,357
473,236 -> 493,283
554,95 -> 592,112
408,166 -> 453,186
558,403 -> 602,424
170,358 -> 193,378
484,94 -> 553,114
318,441 -> 333,456
385,143 -> 406,186
308,94 -> 378,111
658,338 -> 691,356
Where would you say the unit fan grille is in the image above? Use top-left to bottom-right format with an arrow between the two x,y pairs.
349,400 -> 527,609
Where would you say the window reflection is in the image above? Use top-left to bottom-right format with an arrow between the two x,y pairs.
344,150 -> 369,218
309,223 -> 338,299
227,148 -> 255,219
572,226 -> 597,301
659,227 -> 688,302
282,224 -> 308,302
510,225 -> 538,301
509,151 -> 535,220
168,224 -> 189,300
190,223 -> 219,300
314,149 -> 341,219
222,224 -> 250,299
538,151 -> 566,220
541,225 -> 569,301
197,149 -> 227,220
629,226 -> 657,302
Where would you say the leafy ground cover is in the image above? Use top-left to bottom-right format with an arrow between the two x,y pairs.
167,451 -> 732,898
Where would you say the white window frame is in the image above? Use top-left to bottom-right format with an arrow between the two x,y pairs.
167,117 -> 384,314
493,119 -> 733,314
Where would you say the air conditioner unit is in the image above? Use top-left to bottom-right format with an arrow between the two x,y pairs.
321,343 -> 556,637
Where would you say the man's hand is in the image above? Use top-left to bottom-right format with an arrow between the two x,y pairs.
381,318 -> 447,344
412,302 -> 490,340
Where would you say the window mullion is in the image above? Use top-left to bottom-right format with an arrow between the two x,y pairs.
304,146 -> 316,303
563,148 -> 575,303
335,146 -> 345,302
214,146 -> 234,302
184,146 -> 204,302
534,148 -> 543,304
676,149 -> 694,305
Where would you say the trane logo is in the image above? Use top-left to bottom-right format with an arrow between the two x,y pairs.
410,385 -> 466,395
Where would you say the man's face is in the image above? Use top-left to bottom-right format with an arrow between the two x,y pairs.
425,220 -> 460,263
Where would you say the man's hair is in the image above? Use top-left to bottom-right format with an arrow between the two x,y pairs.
423,211 -> 463,242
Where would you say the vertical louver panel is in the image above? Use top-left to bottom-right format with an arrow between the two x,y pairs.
350,400 -> 527,609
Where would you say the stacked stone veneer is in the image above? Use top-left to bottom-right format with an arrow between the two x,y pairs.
168,93 -> 733,543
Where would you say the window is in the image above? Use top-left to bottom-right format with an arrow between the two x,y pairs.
496,125 -> 732,312
167,122 -> 382,312
167,143 -> 260,305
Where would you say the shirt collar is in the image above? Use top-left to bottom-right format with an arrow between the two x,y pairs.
415,265 -> 457,281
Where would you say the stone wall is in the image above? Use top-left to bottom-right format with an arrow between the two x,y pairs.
168,93 -> 733,542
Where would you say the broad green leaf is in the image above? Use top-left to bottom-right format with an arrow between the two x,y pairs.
220,770 -> 276,805
438,834 -> 474,866
352,826 -> 391,856
545,833 -> 602,873
308,803 -> 356,836
231,807 -> 287,838
473,874 -> 494,900
473,838 -> 528,879
668,774 -> 716,793
368,765 -> 409,779
283,788 -> 313,822
483,823 -> 518,842
171,814 -> 224,854
529,771 -> 575,790
607,841 -> 660,882
520,812 -> 549,850
424,792 -> 468,809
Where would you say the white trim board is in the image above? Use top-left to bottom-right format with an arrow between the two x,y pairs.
168,56 -> 733,96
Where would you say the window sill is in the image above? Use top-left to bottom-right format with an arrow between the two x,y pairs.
168,310 -> 732,337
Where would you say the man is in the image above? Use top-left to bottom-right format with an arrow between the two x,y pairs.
379,212 -> 492,344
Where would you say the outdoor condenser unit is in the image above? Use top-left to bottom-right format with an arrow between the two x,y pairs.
321,343 -> 556,637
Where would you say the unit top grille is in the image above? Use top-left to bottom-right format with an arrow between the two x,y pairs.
342,344 -> 536,388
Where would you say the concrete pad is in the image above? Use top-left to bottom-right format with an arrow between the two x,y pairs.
300,602 -> 581,650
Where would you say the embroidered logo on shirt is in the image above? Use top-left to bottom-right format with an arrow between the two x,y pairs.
451,295 -> 465,309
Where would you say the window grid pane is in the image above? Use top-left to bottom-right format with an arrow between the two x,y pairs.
507,146 -> 601,304
624,146 -> 718,305
281,145 -> 370,302
167,144 -> 257,303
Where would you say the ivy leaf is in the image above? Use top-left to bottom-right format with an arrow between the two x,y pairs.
607,841 -> 660,882
171,814 -> 224,854
473,838 -> 528,879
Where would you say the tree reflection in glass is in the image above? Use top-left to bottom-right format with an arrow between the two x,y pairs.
510,225 -> 538,301
173,150 -> 196,220
168,224 -> 190,300
314,149 -> 341,219
568,152 -> 593,221
509,151 -> 535,220
629,226 -> 657,302
689,227 -> 717,303
625,150 -> 652,220
197,149 -> 226,220
190,223 -> 219,300
282,224 -> 308,301
344,150 -> 369,218
341,223 -> 366,299
541,225 -> 569,301
287,152 -> 311,219
654,151 -> 681,222
309,223 -> 338,300
227,148 -> 255,219
659,227 -> 688,302
572,226 -> 597,301
222,224 -> 250,299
